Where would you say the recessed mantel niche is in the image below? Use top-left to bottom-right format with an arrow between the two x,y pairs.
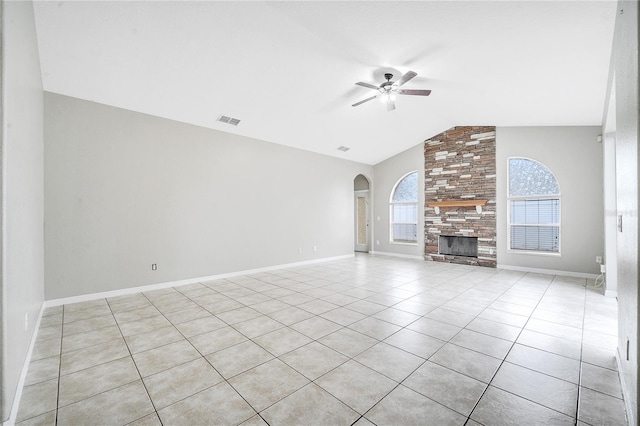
424,126 -> 497,267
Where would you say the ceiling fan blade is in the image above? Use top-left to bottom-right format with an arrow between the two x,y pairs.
387,98 -> 396,111
355,82 -> 380,90
397,89 -> 432,96
352,95 -> 377,107
395,71 -> 417,87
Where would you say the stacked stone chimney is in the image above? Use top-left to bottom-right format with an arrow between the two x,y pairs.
424,126 -> 496,267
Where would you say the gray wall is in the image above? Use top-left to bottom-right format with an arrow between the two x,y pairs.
372,143 -> 425,258
1,1 -> 45,421
44,93 -> 372,300
608,1 -> 638,423
496,126 -> 604,276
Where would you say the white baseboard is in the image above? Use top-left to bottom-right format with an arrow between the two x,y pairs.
616,350 -> 634,426
44,254 -> 355,307
5,303 -> 46,426
369,251 -> 424,261
497,264 -> 599,280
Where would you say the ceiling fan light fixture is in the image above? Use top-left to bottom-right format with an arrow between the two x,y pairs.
379,91 -> 396,103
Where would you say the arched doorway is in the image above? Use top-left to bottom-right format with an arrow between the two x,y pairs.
354,174 -> 370,253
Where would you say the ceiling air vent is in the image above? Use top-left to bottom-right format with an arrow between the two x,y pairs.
337,146 -> 350,152
217,115 -> 241,126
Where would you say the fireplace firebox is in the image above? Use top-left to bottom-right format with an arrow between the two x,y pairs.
439,236 -> 478,258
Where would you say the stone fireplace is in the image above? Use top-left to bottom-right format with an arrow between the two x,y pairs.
424,126 -> 496,267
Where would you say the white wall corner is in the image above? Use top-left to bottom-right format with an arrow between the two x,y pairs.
616,350 -> 634,426
5,303 -> 47,426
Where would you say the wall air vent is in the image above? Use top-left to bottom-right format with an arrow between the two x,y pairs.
217,115 -> 241,126
337,146 -> 350,152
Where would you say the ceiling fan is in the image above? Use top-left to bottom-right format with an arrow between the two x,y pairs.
352,71 -> 431,111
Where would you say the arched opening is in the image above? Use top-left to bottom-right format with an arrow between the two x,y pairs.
354,174 -> 370,253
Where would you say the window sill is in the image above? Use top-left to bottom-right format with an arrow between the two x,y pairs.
390,241 -> 418,246
507,249 -> 561,257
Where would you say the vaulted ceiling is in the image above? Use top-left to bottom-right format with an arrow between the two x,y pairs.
33,1 -> 617,165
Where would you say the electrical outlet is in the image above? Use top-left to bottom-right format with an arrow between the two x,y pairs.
151,264 -> 157,271
298,248 -> 302,254
24,312 -> 29,331
313,246 -> 317,252
376,240 -> 380,245
596,256 -> 602,264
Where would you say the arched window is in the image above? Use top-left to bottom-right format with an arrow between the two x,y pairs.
390,171 -> 418,243
508,158 -> 561,253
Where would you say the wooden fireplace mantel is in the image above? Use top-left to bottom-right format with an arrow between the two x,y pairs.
427,200 -> 488,208
427,199 -> 488,214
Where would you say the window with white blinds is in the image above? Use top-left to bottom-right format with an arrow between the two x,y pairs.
508,158 -> 560,253
390,171 -> 418,243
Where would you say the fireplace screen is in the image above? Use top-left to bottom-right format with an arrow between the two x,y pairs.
439,236 -> 478,258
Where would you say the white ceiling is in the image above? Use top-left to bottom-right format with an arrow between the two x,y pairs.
33,1 -> 617,165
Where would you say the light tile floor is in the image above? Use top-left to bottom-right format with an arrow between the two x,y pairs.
17,255 -> 627,425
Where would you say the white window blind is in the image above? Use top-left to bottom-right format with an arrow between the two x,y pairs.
510,199 -> 560,252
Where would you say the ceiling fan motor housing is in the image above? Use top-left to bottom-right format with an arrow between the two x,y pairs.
380,73 -> 395,92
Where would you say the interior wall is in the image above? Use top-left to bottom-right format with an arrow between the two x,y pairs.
496,126 -> 604,276
371,143 -> 425,258
608,1 -> 639,423
1,0 -> 45,421
602,132 -> 618,296
603,73 -> 618,297
44,93 -> 372,300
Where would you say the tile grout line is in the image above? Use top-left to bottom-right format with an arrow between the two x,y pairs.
136,291 -> 238,424
196,267 -> 424,421
360,267 -> 499,422
108,294 -> 163,425
409,271 -> 537,425
167,278 -> 318,424
308,267 -> 514,423
54,306 -> 65,426
575,278 -> 588,426
463,272 -> 559,424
